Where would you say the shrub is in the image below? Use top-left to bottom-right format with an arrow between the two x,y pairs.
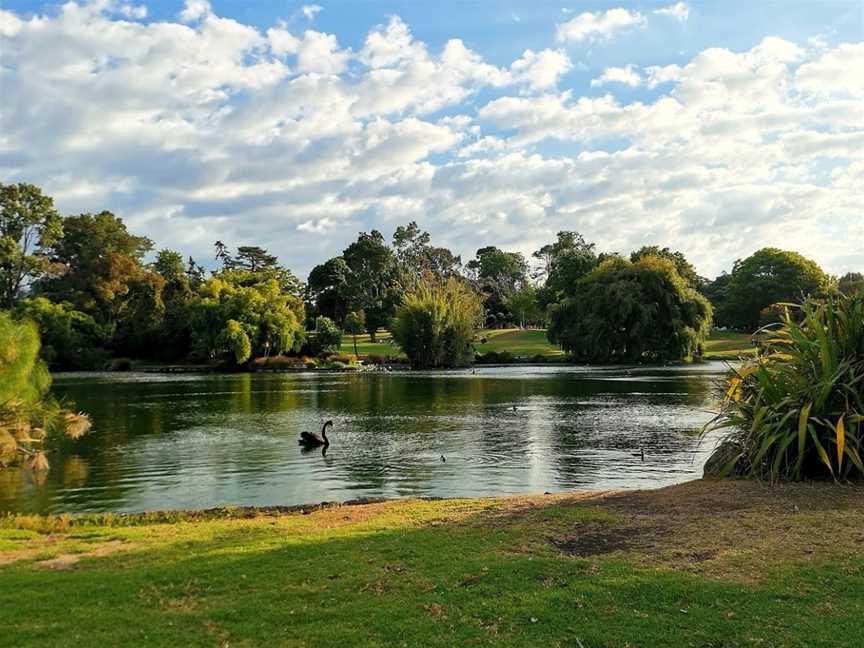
366,353 -> 386,366
706,294 -> 864,480
391,276 -> 483,369
530,353 -> 548,363
475,351 -> 499,364
497,351 -> 514,363
107,357 -> 133,372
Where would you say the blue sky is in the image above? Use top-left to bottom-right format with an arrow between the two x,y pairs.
1,1 -> 862,277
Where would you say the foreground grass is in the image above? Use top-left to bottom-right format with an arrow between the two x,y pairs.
2,480 -> 863,647
703,331 -> 755,359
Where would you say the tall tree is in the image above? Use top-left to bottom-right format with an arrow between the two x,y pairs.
466,246 -> 529,326
0,183 -> 63,307
306,256 -> 351,324
343,310 -> 365,356
38,211 -> 153,323
534,232 -> 598,310
152,249 -> 186,282
838,271 -> 864,296
342,230 -> 400,341
719,248 -> 831,331
630,245 -> 701,288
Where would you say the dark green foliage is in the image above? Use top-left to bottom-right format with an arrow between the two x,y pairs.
310,316 -> 342,356
534,232 -> 598,311
306,256 -> 351,323
37,210 -> 153,323
13,297 -> 109,370
708,293 -> 864,480
838,272 -> 864,296
391,277 -> 483,368
343,310 -> 365,356
342,230 -> 401,341
0,182 -> 64,308
548,256 -> 713,363
717,248 -> 831,331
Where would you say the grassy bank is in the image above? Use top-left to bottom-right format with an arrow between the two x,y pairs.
2,480 -> 862,647
338,328 -> 752,363
702,331 -> 755,359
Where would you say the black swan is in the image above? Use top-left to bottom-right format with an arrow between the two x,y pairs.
299,420 -> 333,448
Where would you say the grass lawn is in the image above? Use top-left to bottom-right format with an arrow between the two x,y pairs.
2,479 -> 863,647
703,331 -> 756,360
341,329 -> 753,362
475,328 -> 565,358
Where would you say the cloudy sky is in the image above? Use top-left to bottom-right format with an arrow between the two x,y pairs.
1,1 -> 862,278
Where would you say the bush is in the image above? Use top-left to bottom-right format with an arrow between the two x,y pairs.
475,351 -> 499,364
706,293 -> 864,480
391,276 -> 483,369
530,353 -> 548,363
497,351 -> 514,363
326,353 -> 356,365
107,357 -> 133,372
366,353 -> 386,366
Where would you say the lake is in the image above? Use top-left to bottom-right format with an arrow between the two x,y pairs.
0,364 -> 728,514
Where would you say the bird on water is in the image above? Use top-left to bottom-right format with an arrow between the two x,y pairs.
299,420 -> 334,448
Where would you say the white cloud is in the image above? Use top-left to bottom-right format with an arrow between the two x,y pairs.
301,5 -> 323,20
510,49 -> 573,90
556,8 -> 646,43
0,7 -> 860,278
591,65 -> 642,87
180,0 -> 210,23
297,31 -> 349,74
654,2 -> 690,22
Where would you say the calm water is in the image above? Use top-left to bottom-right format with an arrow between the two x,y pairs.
0,364 -> 728,514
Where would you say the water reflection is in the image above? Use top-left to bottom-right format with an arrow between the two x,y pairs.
0,364 -> 725,514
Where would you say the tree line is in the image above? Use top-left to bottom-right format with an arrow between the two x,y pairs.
2,182 -> 861,369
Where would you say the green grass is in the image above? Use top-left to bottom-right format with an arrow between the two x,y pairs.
474,328 -> 564,358
342,329 -> 754,362
2,480 -> 863,647
703,330 -> 755,359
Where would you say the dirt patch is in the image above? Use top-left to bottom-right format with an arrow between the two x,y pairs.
552,525 -> 652,557
36,540 -> 130,570
544,479 -> 864,580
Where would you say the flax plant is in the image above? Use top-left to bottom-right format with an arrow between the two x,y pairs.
707,293 -> 864,480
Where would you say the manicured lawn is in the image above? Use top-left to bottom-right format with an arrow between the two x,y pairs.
2,480 -> 863,647
703,330 -> 756,359
475,328 -> 564,357
341,329 -> 753,362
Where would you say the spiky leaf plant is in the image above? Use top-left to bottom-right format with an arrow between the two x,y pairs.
707,293 -> 864,480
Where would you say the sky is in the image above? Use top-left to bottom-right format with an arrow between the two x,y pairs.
0,1 -> 862,279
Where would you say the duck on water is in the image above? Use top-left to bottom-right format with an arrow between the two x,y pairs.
299,420 -> 333,448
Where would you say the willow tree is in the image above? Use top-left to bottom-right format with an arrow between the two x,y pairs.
391,276 -> 483,369
548,255 -> 713,363
0,312 -> 90,470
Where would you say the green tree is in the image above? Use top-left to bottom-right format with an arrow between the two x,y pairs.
466,246 -> 529,326
343,310 -> 365,356
391,277 -> 483,369
342,230 -> 400,341
0,183 -> 64,308
306,256 -> 351,323
630,245 -> 701,289
38,211 -> 153,323
152,249 -> 186,282
548,256 -> 713,363
219,319 -> 252,364
505,285 -> 541,328
535,233 -> 599,311
392,222 -> 461,284
188,271 -> 304,365
311,316 -> 342,356
14,297 -> 109,370
719,248 -> 831,331
1,312 -> 91,470
838,272 -> 864,296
